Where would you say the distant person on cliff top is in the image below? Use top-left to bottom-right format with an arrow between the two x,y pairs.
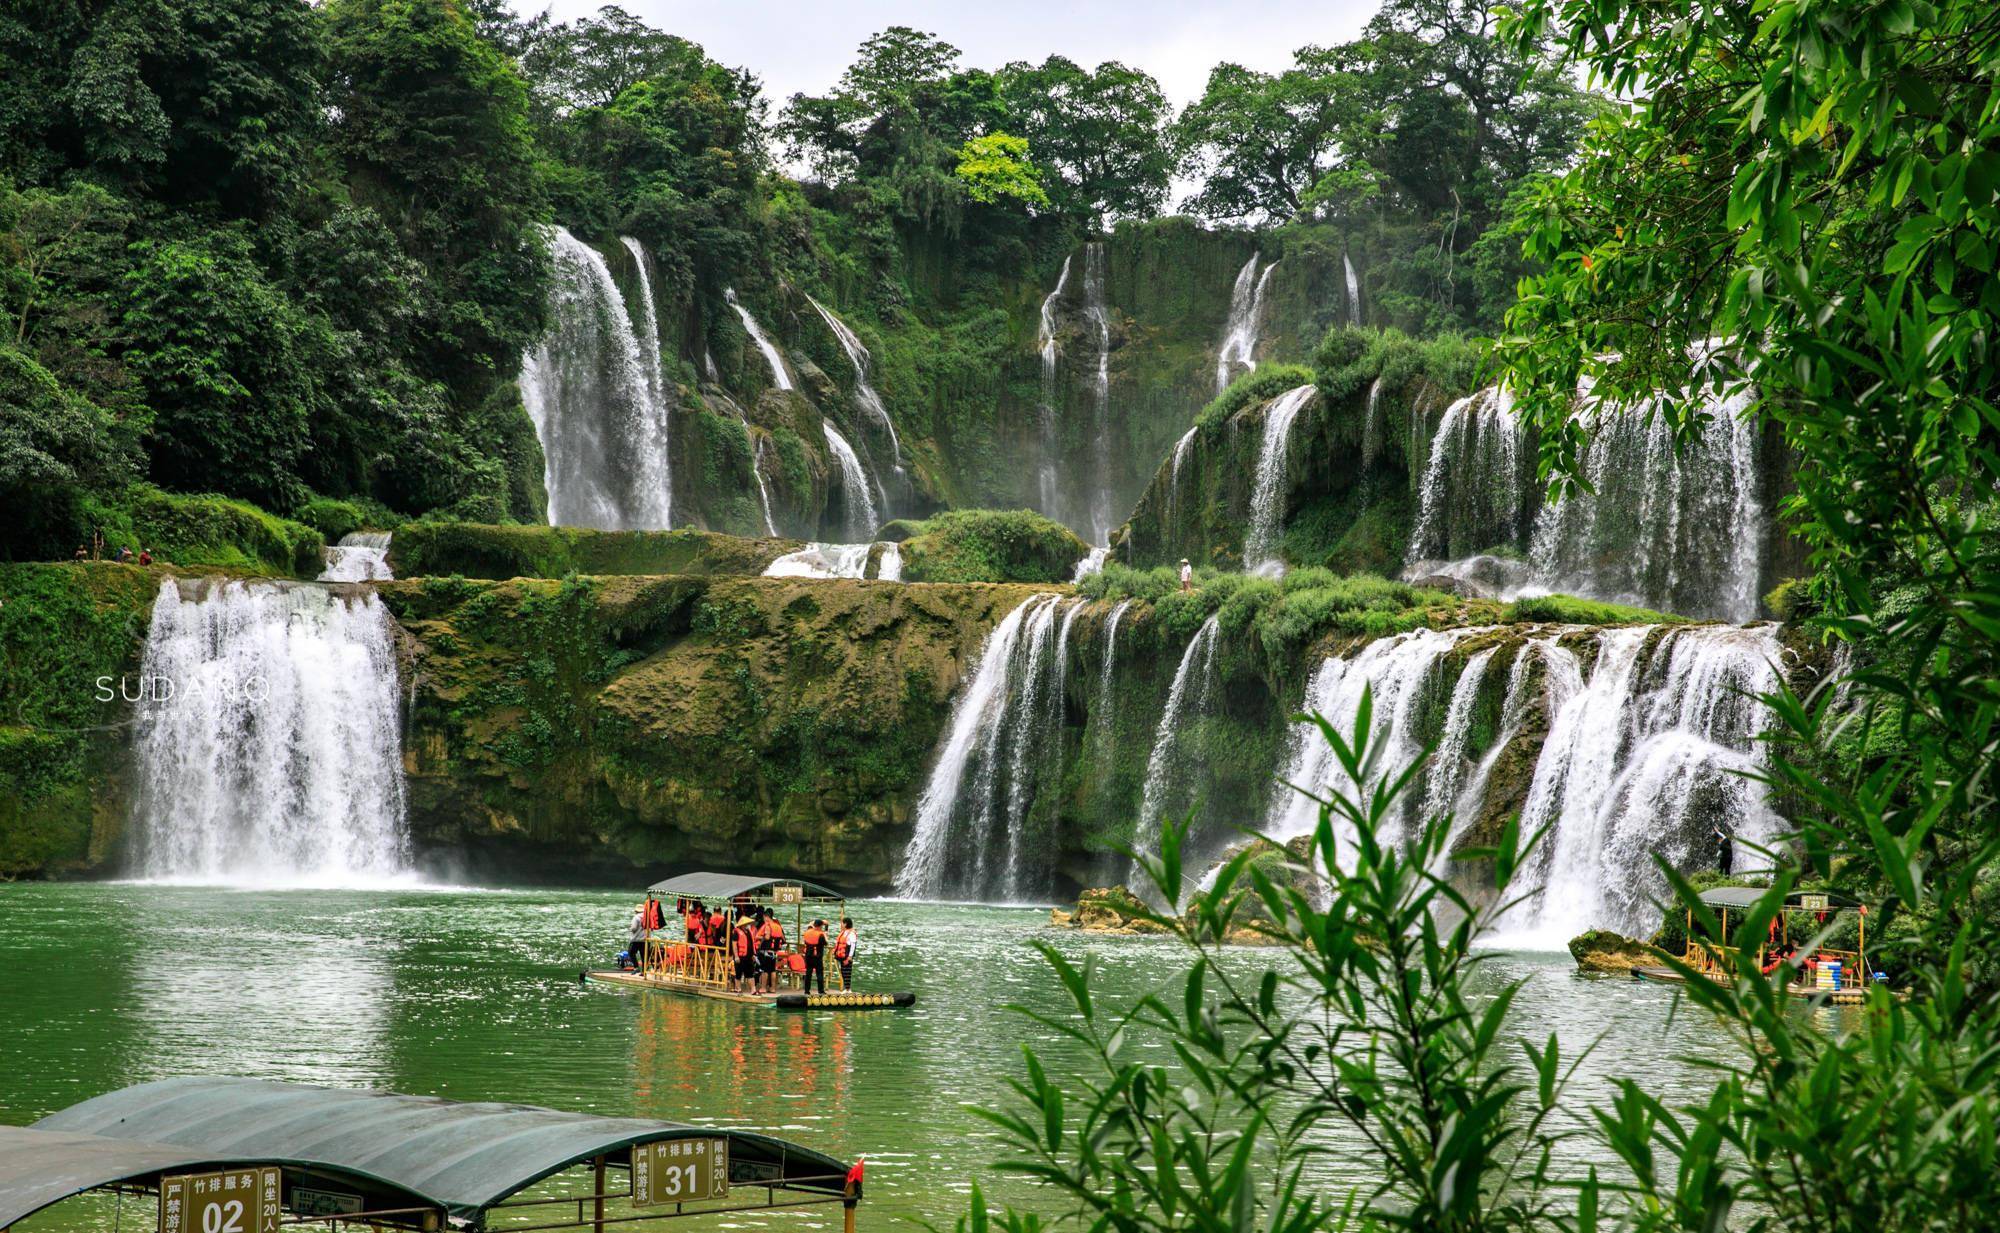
1179,559 -> 1193,593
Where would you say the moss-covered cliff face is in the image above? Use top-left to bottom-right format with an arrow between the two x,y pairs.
0,563 -> 160,875
378,574 -> 1052,888
1120,331 -> 1478,573
390,523 -> 801,580
566,218 -> 1361,547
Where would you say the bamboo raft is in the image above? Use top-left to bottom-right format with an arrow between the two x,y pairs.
582,872 -> 916,1012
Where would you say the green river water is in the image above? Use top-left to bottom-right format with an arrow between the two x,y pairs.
0,883 -> 1849,1229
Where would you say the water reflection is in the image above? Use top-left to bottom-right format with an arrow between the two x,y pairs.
128,892 -> 395,1088
0,884 -> 1845,1230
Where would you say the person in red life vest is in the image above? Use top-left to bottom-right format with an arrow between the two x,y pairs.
730,915 -> 758,993
800,919 -> 829,995
754,908 -> 786,993
834,917 -> 858,989
684,900 -> 704,942
706,904 -> 727,948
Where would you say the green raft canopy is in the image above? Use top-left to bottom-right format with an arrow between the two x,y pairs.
34,1077 -> 858,1230
0,1124 -> 446,1231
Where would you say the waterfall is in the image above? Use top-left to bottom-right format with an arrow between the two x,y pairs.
1130,613 -> 1222,877
1081,242 -> 1114,544
1441,639 -> 1553,853
1264,627 -> 1480,857
876,541 -> 902,581
1072,546 -> 1108,581
521,226 -> 674,531
725,288 -> 792,391
319,532 -> 393,583
897,594 -> 1080,901
1343,252 -> 1362,326
821,419 -> 882,540
1033,256 -> 1073,515
750,438 -> 780,536
809,296 -> 905,480
1421,646 -> 1495,825
1406,388 -> 1533,565
619,237 -> 669,413
1243,385 -> 1316,572
1404,376 -> 1769,620
1215,255 -> 1278,394
1491,622 -> 1785,943
1360,377 -> 1386,466
1528,383 -> 1766,621
1093,599 -> 1133,766
128,579 -> 414,887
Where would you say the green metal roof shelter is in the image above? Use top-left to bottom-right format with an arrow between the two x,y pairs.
35,1078 -> 854,1229
645,872 -> 845,901
0,1124 -> 443,1230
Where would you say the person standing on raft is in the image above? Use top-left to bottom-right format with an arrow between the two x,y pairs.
834,918 -> 858,989
800,919 -> 829,995
730,914 -> 758,993
755,908 -> 786,993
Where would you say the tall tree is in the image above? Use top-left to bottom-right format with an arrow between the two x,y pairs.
321,0 -> 547,394
998,56 -> 1171,223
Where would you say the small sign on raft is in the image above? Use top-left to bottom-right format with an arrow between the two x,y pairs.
159,1168 -> 281,1233
633,1138 -> 730,1204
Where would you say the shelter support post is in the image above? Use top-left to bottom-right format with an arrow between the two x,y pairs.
592,1155 -> 605,1233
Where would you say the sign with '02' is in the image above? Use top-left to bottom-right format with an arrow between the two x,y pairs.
159,1169 -> 281,1233
634,1139 -> 729,1204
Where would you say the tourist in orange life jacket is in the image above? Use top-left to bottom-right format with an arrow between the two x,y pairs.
683,900 -> 703,942
731,916 -> 758,993
800,919 -> 829,995
834,918 -> 857,989
706,904 -> 727,947
755,908 -> 786,993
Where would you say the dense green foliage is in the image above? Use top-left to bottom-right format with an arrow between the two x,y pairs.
892,509 -> 1088,584
389,521 -> 795,579
1174,0 -> 1600,331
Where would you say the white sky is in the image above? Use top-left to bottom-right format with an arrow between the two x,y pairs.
510,0 -> 1385,113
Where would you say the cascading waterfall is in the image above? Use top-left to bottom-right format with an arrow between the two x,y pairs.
1092,600 -> 1133,765
319,532 -> 393,583
726,288 -> 792,391
520,226 -> 674,530
809,296 -> 905,484
1243,385 -> 1316,573
897,594 -> 1081,901
1130,614 -> 1223,878
1406,388 -> 1533,565
1440,639 -> 1555,853
1215,255 -> 1279,394
1529,383 -> 1766,621
763,541 -> 903,580
1072,546 -> 1108,581
1264,627 -> 1481,858
1404,377 -> 1769,621
1033,256 -> 1073,515
821,419 -> 882,540
1360,377 -> 1386,466
128,579 -> 414,887
619,237 -> 669,414
1496,622 -> 1786,943
1080,242 -> 1115,543
750,438 -> 780,536
1344,252 -> 1362,326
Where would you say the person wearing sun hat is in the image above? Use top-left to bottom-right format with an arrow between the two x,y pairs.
1179,558 -> 1193,593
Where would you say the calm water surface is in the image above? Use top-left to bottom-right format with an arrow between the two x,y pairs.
0,883 -> 1841,1228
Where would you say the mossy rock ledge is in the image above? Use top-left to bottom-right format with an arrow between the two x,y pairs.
1568,929 -> 1663,973
382,573 -> 1056,890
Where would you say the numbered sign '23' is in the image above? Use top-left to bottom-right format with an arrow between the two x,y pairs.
159,1169 -> 281,1233
634,1139 -> 729,1204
